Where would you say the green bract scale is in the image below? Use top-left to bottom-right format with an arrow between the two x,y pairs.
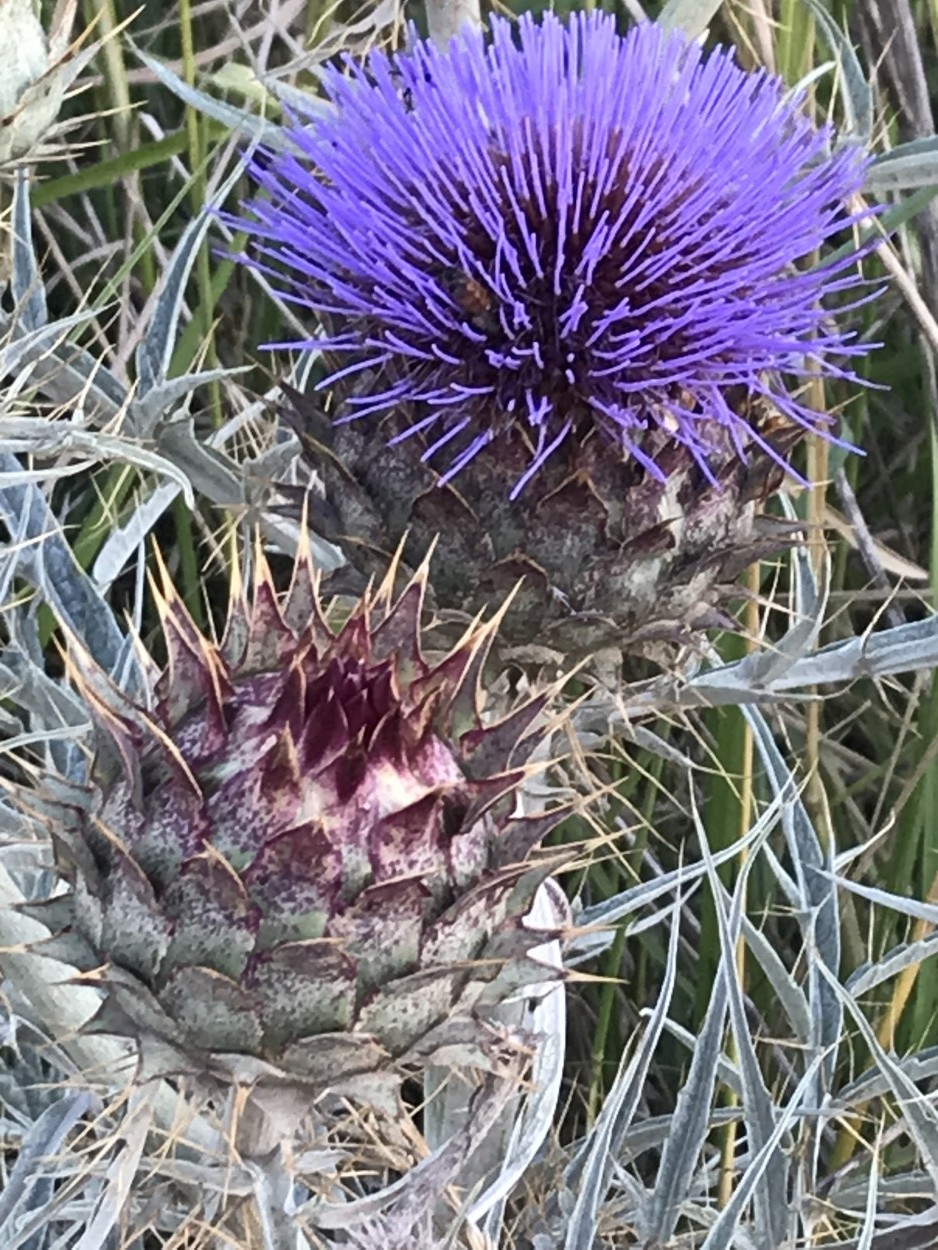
32,551 -> 568,1105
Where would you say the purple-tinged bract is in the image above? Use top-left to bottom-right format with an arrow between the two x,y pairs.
29,552 -> 567,1105
238,12 -> 869,494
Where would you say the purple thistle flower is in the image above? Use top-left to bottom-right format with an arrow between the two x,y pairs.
236,12 -> 871,497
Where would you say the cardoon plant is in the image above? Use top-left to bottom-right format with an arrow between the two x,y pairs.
10,3 -> 938,1246
236,12 -> 872,659
21,548 -> 568,1127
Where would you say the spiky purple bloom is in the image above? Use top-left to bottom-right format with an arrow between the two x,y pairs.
237,12 -> 870,496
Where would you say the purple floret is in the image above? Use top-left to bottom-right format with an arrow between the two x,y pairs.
235,12 -> 872,495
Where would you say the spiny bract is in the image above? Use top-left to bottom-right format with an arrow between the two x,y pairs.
236,13 -> 874,659
30,552 -> 567,1105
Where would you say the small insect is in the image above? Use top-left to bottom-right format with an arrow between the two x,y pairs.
443,267 -> 499,335
319,56 -> 425,113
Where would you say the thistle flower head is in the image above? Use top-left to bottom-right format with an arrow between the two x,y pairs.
34,553 -> 567,1099
237,12 -> 871,496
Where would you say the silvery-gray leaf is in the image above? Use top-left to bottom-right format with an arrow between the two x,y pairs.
574,788 -> 787,940
746,706 -> 841,1112
834,1209 -> 938,1250
0,455 -> 129,680
258,76 -> 333,116
472,880 -> 569,1236
616,601 -> 938,719
0,649 -> 88,779
847,932 -> 938,998
638,965 -> 727,1243
16,341 -> 126,421
0,423 -> 195,508
153,417 -> 248,504
866,138 -> 938,192
662,1019 -> 743,1096
146,1156 -> 265,1196
248,1148 -> 312,1250
70,1086 -> 155,1250
835,823 -> 892,874
699,1057 -> 825,1250
299,1068 -> 523,1232
835,876 -> 938,926
131,367 -> 249,434
757,837 -> 801,910
751,614 -> 938,692
856,1146 -> 881,1250
800,0 -> 872,144
739,912 -> 812,1045
562,887 -> 681,1248
694,790 -> 787,1250
830,1173 -> 933,1210
0,310 -> 125,418
0,1091 -> 94,1238
0,308 -> 102,380
816,960 -> 938,1196
132,44 -> 286,147
91,482 -> 178,593
155,418 -> 345,571
833,1047 -> 938,1112
11,169 -> 46,333
694,535 -> 826,696
134,157 -> 249,410
658,0 -> 722,39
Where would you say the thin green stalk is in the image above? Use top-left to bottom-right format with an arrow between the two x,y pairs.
171,496 -> 206,629
31,131 -> 225,208
82,0 -> 132,151
179,0 -> 222,424
907,398 -> 938,1046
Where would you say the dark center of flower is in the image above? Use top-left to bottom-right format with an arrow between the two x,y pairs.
430,138 -> 723,431
346,118 -> 799,493
304,655 -> 397,750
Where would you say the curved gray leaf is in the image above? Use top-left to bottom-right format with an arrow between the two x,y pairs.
800,0 -> 873,145
740,913 -> 812,1046
135,157 -> 247,403
11,169 -> 46,333
132,44 -> 286,147
699,1058 -> 824,1250
131,366 -> 248,433
745,706 -> 841,1125
695,795 -> 787,1250
658,0 -> 724,39
639,963 -> 728,1243
848,931 -> 938,998
0,1091 -> 94,1238
835,875 -> 938,926
817,960 -> 938,1197
0,308 -> 101,380
834,1046 -> 938,1112
867,138 -> 938,193
575,790 -> 787,939
0,453 -> 130,680
563,886 -> 682,1248
473,880 -> 569,1236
